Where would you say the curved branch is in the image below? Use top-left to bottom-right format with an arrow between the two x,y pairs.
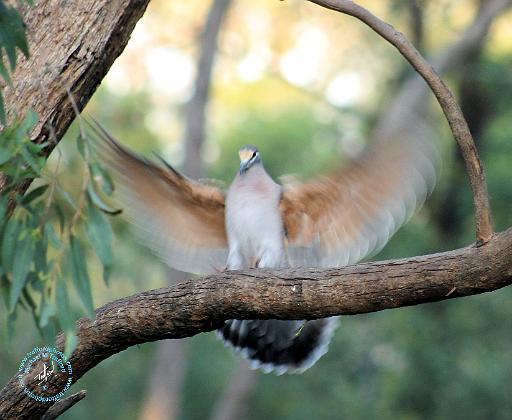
1,228 -> 512,418
307,0 -> 494,244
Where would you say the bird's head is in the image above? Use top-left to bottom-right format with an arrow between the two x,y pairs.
238,145 -> 261,174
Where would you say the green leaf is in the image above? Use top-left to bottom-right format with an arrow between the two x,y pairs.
0,274 -> 10,308
87,182 -> 122,215
19,110 -> 37,133
1,218 -> 21,273
56,277 -> 77,358
57,185 -> 78,211
76,133 -> 88,159
34,227 -> 48,273
86,202 -> 113,285
6,309 -> 17,340
9,233 -> 34,311
20,184 -> 48,206
20,145 -> 42,175
0,92 -> 5,125
45,222 -> 62,249
89,162 -> 115,196
39,289 -> 56,327
0,146 -> 10,165
39,301 -> 55,328
53,202 -> 65,233
0,57 -> 11,85
22,286 -> 38,327
0,196 -> 8,230
0,3 -> 29,69
69,235 -> 95,318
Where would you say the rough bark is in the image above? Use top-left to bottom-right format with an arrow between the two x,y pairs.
40,390 -> 87,420
1,227 -> 512,418
0,0 -> 151,196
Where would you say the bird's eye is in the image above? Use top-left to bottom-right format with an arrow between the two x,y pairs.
252,151 -> 257,159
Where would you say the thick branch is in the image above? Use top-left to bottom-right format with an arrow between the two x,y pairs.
0,0 -> 151,196
1,228 -> 512,418
307,0 -> 494,243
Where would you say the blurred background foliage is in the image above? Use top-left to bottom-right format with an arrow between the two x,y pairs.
1,0 -> 512,418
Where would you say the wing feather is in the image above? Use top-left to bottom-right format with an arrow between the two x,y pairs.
87,120 -> 228,274
280,123 -> 438,267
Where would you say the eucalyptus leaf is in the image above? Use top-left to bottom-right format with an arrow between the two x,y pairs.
19,110 -> 37,133
34,227 -> 48,273
69,235 -> 95,318
0,146 -> 10,165
86,202 -> 113,285
87,182 -> 122,215
57,185 -> 78,211
1,218 -> 21,273
20,184 -> 48,206
9,233 -> 34,312
76,133 -> 88,159
56,277 -> 77,358
20,145 -> 42,175
53,202 -> 65,233
0,274 -> 10,308
90,162 -> 115,196
45,222 -> 62,249
0,92 -> 5,125
0,57 -> 11,85
39,299 -> 55,328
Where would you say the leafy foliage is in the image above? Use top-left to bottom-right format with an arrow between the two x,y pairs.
0,0 -> 32,123
0,115 -> 118,356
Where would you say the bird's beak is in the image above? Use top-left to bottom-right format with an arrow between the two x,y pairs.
239,159 -> 250,174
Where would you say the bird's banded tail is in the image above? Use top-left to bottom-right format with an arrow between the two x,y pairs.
217,317 -> 339,375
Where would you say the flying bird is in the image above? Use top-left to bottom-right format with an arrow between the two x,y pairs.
89,120 -> 437,375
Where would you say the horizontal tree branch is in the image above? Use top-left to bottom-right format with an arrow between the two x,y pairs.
1,228 -> 511,418
307,0 -> 494,244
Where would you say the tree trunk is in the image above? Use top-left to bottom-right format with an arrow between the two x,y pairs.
0,0 -> 151,196
183,0 -> 233,179
210,360 -> 258,420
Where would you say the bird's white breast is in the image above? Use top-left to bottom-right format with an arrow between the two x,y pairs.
225,166 -> 286,268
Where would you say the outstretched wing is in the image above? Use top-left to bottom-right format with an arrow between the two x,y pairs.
280,124 -> 438,267
88,121 -> 228,274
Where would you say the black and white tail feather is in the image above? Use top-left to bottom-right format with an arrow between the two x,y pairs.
217,318 -> 339,375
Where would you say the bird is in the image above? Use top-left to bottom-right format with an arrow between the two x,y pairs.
88,119 -> 437,375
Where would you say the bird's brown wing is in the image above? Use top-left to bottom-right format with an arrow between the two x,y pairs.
88,121 -> 228,274
280,128 -> 437,267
